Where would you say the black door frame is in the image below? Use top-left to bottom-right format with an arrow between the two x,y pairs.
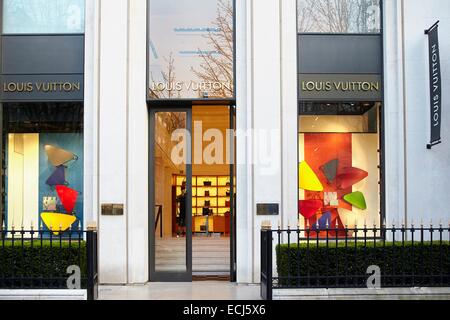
149,107 -> 193,282
148,104 -> 237,282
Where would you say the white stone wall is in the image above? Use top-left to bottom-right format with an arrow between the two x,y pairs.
401,0 -> 450,227
89,0 -> 450,284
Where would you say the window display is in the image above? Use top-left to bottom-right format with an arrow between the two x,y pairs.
298,102 -> 381,237
2,103 -> 84,236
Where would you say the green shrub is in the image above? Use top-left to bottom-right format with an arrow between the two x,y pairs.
276,241 -> 450,288
0,240 -> 87,289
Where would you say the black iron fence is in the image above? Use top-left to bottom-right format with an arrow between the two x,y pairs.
261,223 -> 450,300
0,226 -> 98,300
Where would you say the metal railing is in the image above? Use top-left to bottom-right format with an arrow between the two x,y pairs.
261,222 -> 450,300
0,225 -> 98,300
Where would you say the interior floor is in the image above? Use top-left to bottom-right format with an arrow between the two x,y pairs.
155,237 -> 230,274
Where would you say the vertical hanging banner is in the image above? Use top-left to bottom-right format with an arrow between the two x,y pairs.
425,21 -> 442,149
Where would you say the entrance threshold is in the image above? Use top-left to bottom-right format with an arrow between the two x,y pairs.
192,272 -> 231,282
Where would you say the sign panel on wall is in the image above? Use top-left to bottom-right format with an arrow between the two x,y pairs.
0,35 -> 85,102
426,22 -> 442,149
147,0 -> 234,101
0,75 -> 84,101
299,74 -> 382,102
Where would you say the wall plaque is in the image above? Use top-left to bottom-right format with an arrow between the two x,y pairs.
101,204 -> 124,216
257,203 -> 279,216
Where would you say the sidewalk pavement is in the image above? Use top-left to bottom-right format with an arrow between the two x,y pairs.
99,282 -> 261,300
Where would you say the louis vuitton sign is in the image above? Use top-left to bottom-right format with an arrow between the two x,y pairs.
299,74 -> 382,101
0,75 -> 84,101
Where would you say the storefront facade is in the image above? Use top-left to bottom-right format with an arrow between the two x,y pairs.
0,0 -> 90,241
1,0 -> 449,286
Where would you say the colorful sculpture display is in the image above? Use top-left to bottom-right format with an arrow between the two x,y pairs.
41,145 -> 79,234
299,159 -> 369,234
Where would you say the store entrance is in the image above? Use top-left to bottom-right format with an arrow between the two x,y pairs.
149,105 -> 236,282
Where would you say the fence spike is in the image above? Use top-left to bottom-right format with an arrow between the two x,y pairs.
2,220 -> 5,231
40,221 -> 43,231
30,220 -> 34,231
59,223 -> 63,231
306,219 -> 310,229
336,219 -> 339,229
326,219 -> 329,229
278,220 -> 281,230
78,220 -> 82,231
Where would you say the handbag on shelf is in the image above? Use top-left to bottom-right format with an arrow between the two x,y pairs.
204,200 -> 211,207
225,181 -> 231,187
226,190 -> 230,197
205,190 -> 210,197
203,180 -> 212,187
225,200 -> 231,208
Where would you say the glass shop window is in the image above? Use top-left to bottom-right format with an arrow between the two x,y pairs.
1,103 -> 84,235
2,0 -> 85,34
298,102 -> 381,238
297,0 -> 381,33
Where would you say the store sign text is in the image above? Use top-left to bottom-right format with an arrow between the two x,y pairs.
2,82 -> 81,93
150,81 -> 232,93
301,81 -> 380,92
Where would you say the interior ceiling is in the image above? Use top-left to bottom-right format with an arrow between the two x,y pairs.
299,102 -> 378,116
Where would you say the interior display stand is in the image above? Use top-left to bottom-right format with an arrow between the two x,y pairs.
174,175 -> 232,234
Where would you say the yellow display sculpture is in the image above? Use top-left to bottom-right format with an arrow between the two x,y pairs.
41,213 -> 77,235
299,161 -> 324,192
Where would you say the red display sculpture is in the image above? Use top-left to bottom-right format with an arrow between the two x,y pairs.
336,167 -> 369,190
56,185 -> 79,214
299,200 -> 323,219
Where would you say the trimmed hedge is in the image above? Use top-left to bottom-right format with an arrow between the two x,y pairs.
0,240 -> 87,289
276,241 -> 450,288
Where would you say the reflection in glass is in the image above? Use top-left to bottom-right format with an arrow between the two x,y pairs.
148,0 -> 234,100
3,0 -> 85,34
297,0 -> 381,33
154,112 -> 188,272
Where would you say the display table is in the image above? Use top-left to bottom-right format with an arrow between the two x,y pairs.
192,215 -> 229,234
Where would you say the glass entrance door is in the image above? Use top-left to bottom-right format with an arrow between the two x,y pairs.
149,109 -> 192,282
